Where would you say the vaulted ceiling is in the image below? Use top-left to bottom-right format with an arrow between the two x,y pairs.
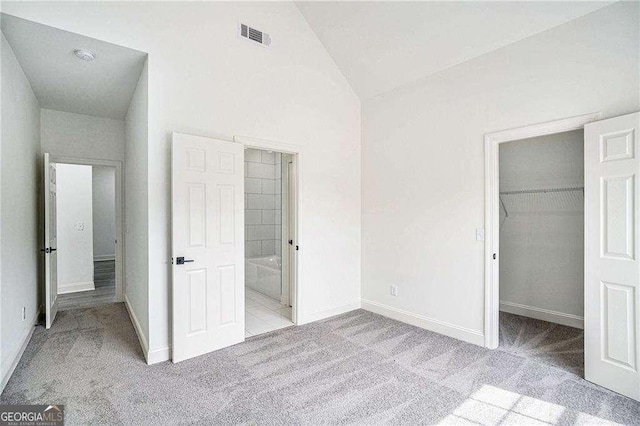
296,1 -> 614,99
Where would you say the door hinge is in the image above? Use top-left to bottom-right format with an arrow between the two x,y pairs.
493,253 -> 497,260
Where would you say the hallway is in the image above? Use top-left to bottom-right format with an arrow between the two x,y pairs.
58,261 -> 116,311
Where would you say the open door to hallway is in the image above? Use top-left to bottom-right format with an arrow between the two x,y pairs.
171,133 -> 245,362
43,153 -> 58,329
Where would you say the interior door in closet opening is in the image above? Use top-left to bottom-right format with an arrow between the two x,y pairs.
171,133 -> 245,362
44,153 -> 58,329
585,112 -> 640,401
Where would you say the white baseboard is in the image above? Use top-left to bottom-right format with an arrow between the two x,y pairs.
147,346 -> 171,364
94,254 -> 115,262
57,281 -> 95,294
500,301 -> 584,329
299,299 -> 361,325
145,299 -> 361,364
361,299 -> 485,346
1,309 -> 39,393
124,294 -> 150,363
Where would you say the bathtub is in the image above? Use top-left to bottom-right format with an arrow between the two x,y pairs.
245,256 -> 282,300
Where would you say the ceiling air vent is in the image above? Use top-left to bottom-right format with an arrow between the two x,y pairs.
239,23 -> 271,47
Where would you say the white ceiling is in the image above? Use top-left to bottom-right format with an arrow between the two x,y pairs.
296,1 -> 614,99
1,14 -> 147,120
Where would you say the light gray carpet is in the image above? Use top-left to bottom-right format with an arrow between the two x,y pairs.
2,304 -> 639,425
58,261 -> 116,311
500,312 -> 584,377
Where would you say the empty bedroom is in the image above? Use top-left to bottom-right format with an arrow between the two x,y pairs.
1,1 -> 639,424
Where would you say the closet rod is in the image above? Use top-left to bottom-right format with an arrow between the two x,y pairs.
499,186 -> 583,218
499,186 -> 584,196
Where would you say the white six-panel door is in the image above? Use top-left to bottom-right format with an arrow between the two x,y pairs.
172,133 -> 245,362
585,112 -> 640,401
44,153 -> 58,329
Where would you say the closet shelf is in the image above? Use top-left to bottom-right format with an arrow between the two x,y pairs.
499,186 -> 584,217
500,186 -> 584,196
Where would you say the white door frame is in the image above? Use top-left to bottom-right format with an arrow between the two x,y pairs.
49,156 -> 125,302
483,113 -> 600,349
287,160 -> 298,322
234,135 -> 301,325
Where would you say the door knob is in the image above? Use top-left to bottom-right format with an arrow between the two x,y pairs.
176,256 -> 194,265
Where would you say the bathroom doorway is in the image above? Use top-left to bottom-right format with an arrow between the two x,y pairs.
243,147 -> 298,337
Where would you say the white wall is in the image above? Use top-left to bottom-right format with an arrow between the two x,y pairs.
245,149 -> 282,259
362,2 -> 639,344
92,166 -> 116,261
3,2 -> 362,360
124,58 -> 149,354
0,33 -> 41,390
40,109 -> 125,162
56,164 -> 94,293
499,130 -> 584,326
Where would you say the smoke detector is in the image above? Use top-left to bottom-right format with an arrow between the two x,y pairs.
74,49 -> 96,62
239,23 -> 271,47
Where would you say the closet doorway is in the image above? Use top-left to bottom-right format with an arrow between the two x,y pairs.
484,112 -> 640,401
498,129 -> 585,375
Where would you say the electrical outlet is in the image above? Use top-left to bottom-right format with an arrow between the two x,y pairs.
76,222 -> 85,231
22,307 -> 26,321
390,285 -> 398,296
476,228 -> 485,242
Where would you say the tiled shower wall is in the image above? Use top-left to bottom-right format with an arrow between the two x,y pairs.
245,148 -> 282,258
